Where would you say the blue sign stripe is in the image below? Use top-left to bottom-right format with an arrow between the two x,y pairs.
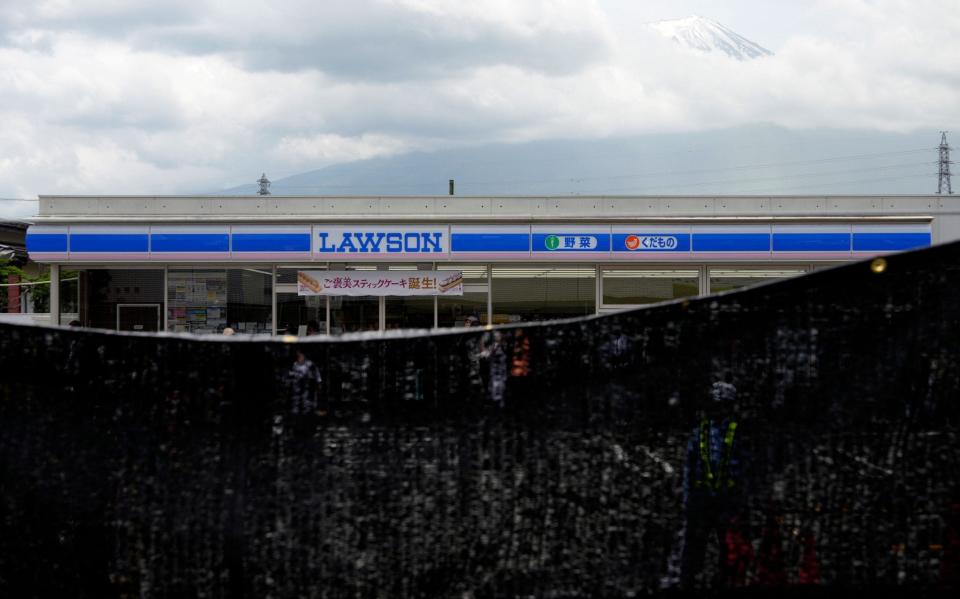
152,233 -> 229,252
694,233 -> 770,252
612,233 -> 690,252
70,234 -> 148,252
773,233 -> 850,252
232,233 -> 310,252
853,232 -> 931,252
26,233 -> 68,252
532,233 -> 610,252
451,233 -> 529,252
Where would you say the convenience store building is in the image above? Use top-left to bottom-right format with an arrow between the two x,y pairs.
24,194 -> 946,334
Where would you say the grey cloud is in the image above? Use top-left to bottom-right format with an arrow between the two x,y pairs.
320,92 -> 537,141
0,1 -> 196,58
230,25 -> 608,81
0,0 -> 198,34
3,1 -> 611,81
0,79 -> 188,134
1,30 -> 57,54
56,107 -> 187,133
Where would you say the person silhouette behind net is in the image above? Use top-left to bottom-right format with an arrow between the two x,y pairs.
288,349 -> 323,417
681,377 -> 751,588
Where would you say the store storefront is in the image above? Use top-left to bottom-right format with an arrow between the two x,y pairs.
25,196 -> 942,334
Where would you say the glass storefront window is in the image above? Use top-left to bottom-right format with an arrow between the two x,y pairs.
708,268 -> 807,294
385,296 -> 434,330
602,269 -> 699,306
167,268 -> 272,334
384,265 -> 434,330
276,267 -> 326,335
810,263 -> 843,271
329,265 -> 379,334
277,292 -> 326,336
438,265 -> 488,328
85,269 -> 164,330
59,269 -> 80,323
276,267 -> 310,285
492,266 -> 595,324
330,296 -> 379,334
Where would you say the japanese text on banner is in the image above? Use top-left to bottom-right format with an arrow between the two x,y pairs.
297,271 -> 463,296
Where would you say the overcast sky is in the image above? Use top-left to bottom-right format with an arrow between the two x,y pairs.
1,0 -> 958,216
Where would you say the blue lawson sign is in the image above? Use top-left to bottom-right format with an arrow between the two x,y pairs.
533,232 -> 610,252
693,232 -> 771,252
613,233 -> 690,252
315,227 -> 446,254
23,222 -> 933,263
449,225 -> 531,258
450,232 -> 529,252
634,236 -> 676,249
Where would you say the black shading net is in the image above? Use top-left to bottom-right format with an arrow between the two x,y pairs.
1,244 -> 960,598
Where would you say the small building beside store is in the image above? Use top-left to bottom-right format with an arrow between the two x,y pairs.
1,220 -> 71,324
23,194 -> 950,334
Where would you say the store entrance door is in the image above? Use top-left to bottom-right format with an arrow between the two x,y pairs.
117,303 -> 161,332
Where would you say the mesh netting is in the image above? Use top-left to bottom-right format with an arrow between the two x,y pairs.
2,243 -> 960,597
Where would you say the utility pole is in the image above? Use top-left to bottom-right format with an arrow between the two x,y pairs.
938,132 -> 953,195
257,173 -> 272,196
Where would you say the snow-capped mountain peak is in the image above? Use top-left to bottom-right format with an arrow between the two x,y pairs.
650,15 -> 773,61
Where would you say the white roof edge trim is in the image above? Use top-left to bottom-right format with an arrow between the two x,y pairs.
37,194 -> 949,199
26,215 -> 936,224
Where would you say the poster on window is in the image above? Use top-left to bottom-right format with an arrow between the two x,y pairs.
297,271 -> 463,296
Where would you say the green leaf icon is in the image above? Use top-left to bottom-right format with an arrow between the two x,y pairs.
545,235 -> 560,250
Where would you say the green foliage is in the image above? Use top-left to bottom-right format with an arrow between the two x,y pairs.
0,260 -> 51,312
